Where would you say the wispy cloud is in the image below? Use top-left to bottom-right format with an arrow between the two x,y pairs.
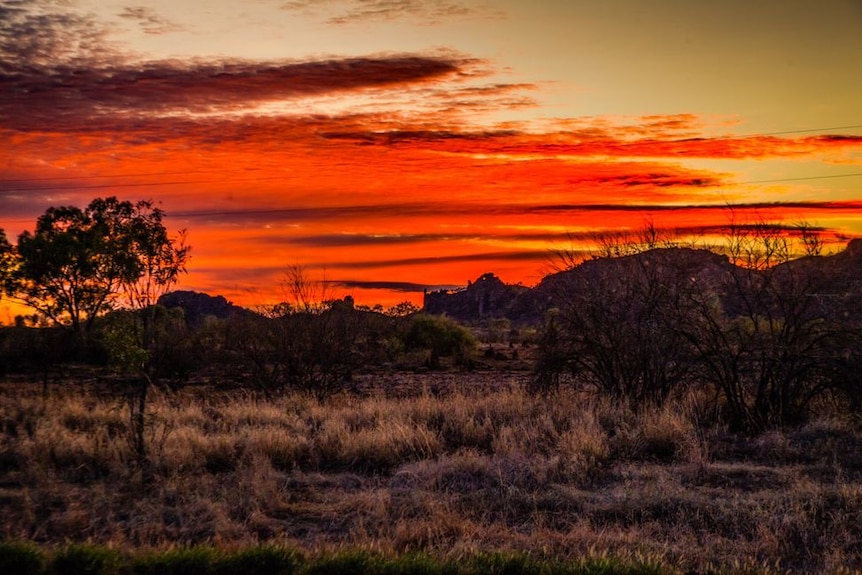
280,0 -> 501,25
321,126 -> 862,161
333,280 -> 461,292
0,55 -> 467,131
322,250 -> 548,270
117,6 -> 182,35
0,0 -> 120,69
266,230 -> 584,248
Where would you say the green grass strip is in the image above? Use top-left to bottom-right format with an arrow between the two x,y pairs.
0,540 -> 684,575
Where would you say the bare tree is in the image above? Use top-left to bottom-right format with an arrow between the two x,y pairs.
679,223 -> 842,431
229,266 -> 361,399
544,248 -> 704,406
792,219 -> 825,257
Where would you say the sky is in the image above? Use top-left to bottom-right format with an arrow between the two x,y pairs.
1,0 -> 862,315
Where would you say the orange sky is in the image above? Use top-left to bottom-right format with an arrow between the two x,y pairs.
2,0 -> 862,316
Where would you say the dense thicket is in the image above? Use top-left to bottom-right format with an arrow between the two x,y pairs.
534,234 -> 862,432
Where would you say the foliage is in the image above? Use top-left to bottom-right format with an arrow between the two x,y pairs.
678,229 -> 853,431
226,299 -> 366,398
403,314 -> 476,360
0,228 -> 16,299
0,540 -> 44,575
539,220 -> 858,431
51,544 -> 122,575
0,542 -> 675,575
546,250 -> 700,406
0,325 -> 81,379
7,197 -> 188,339
100,311 -> 150,376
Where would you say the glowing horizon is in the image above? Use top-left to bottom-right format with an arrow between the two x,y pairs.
2,0 -> 862,316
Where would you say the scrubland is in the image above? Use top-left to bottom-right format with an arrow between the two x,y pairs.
2,372 -> 862,574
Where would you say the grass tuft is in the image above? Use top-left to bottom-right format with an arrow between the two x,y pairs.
51,544 -> 123,575
0,540 -> 45,575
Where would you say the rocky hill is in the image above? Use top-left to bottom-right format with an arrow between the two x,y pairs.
423,272 -> 529,321
157,290 -> 253,326
424,239 -> 862,324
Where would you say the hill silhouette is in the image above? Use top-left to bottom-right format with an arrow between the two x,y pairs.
424,239 -> 862,323
157,290 -> 253,326
156,240 -> 862,326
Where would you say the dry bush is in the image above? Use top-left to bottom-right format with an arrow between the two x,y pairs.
2,379 -> 862,572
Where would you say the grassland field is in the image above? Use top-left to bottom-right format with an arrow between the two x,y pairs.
2,364 -> 862,574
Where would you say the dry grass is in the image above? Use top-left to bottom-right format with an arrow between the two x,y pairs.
2,377 -> 862,573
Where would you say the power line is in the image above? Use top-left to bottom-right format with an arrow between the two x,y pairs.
742,172 -> 862,185
749,124 -> 862,136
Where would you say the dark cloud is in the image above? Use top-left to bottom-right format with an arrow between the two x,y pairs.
333,280 -> 461,292
323,250 -> 555,270
320,128 -> 520,145
0,54 -> 464,131
118,6 -> 182,35
263,230 -> 604,248
585,172 -> 718,188
816,135 -> 862,143
162,199 -> 862,227
524,200 -> 862,214
276,232 -> 462,247
0,0 -> 120,70
317,122 -> 862,161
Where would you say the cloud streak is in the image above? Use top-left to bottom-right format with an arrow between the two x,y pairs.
322,250 -> 548,270
0,55 -> 467,131
281,0 -> 499,25
333,280 -> 461,293
0,0 -> 119,69
117,7 -> 183,35
164,199 -> 862,225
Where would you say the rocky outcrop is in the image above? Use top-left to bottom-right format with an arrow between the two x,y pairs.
423,240 -> 862,325
423,273 -> 528,321
157,290 -> 252,326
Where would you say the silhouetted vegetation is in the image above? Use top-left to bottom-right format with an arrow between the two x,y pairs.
534,222 -> 862,432
402,314 -> 476,369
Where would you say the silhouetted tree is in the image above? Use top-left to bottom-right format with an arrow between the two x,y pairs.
531,314 -> 569,395
0,228 -> 15,299
9,197 -> 188,347
679,222 -> 846,431
550,248 -> 702,406
386,301 -> 420,317
7,197 -> 191,480
226,267 -> 364,399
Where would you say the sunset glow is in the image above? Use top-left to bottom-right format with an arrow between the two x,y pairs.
2,0 -> 862,315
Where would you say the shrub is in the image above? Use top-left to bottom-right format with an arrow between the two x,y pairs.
0,541 -> 45,575
403,315 -> 475,366
214,545 -> 300,575
132,546 -> 220,575
51,544 -> 122,575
